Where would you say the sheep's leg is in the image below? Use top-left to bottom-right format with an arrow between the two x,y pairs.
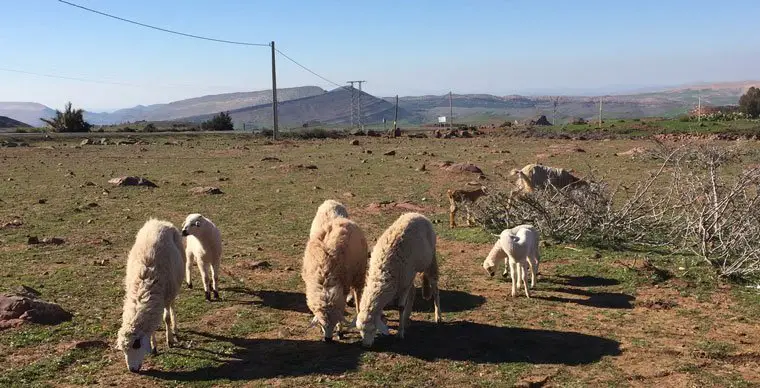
352,289 -> 361,315
150,332 -> 158,356
163,308 -> 174,347
398,287 -> 416,340
449,201 -> 458,228
527,258 -> 536,288
185,253 -> 193,289
432,281 -> 442,323
465,204 -> 474,227
198,260 -> 211,301
509,260 -> 517,297
169,303 -> 177,337
520,262 -> 531,299
210,261 -> 220,300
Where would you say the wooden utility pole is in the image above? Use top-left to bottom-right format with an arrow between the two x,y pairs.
270,41 -> 279,140
449,91 -> 453,130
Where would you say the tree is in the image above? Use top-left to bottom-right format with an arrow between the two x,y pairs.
202,111 -> 234,131
41,102 -> 91,132
739,86 -> 760,118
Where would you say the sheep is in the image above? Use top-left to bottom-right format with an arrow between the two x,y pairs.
309,199 -> 349,240
356,212 -> 441,348
483,224 -> 540,298
302,217 -> 369,342
510,163 -> 586,196
181,213 -> 222,301
447,186 -> 488,228
116,219 -> 184,373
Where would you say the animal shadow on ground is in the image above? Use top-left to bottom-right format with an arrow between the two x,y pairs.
225,287 -> 310,314
145,331 -> 362,381
535,287 -> 634,309
371,320 -> 621,365
548,275 -> 620,287
387,289 -> 485,313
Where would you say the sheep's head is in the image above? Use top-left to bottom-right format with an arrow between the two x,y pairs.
181,213 -> 204,237
483,256 -> 496,277
116,329 -> 151,373
306,286 -> 347,342
356,312 -> 389,348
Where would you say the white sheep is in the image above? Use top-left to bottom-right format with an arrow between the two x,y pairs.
356,212 -> 441,347
181,213 -> 222,301
302,217 -> 369,342
116,219 -> 184,373
309,199 -> 349,240
483,224 -> 540,298
510,163 -> 586,195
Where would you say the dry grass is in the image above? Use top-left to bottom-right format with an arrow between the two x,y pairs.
1,133 -> 760,387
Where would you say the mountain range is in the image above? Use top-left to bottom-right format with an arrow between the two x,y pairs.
0,81 -> 756,129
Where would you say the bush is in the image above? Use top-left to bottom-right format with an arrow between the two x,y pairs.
739,86 -> 760,118
202,112 -> 234,131
41,102 -> 91,132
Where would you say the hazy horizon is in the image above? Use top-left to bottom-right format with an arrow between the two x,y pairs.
2,0 -> 759,111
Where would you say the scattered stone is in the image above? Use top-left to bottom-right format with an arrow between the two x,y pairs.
365,150 -> 373,154
74,340 -> 109,350
383,150 -> 396,156
218,177 -> 230,182
260,157 -> 282,162
189,186 -> 224,195
349,139 -> 360,146
108,176 -> 158,187
248,260 -> 271,270
83,181 -> 96,187
2,219 -> 23,228
27,236 -> 40,245
42,237 -> 65,245
313,186 -> 321,190
38,199 -> 47,204
0,294 -> 73,329
80,138 -> 92,146
361,159 -> 367,164
298,164 -> 318,170
343,192 -> 355,198
416,164 -> 426,172
615,147 -> 648,157
93,259 -> 109,266
442,162 -> 483,174
284,266 -> 294,271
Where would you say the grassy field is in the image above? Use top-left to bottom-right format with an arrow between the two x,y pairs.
2,133 -> 760,387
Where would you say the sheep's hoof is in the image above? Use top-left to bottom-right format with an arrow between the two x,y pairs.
337,332 -> 346,340
213,290 -> 219,300
186,282 -> 193,289
151,348 -> 159,356
204,291 -> 211,301
323,337 -> 334,343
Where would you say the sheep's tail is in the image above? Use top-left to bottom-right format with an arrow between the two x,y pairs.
421,255 -> 439,301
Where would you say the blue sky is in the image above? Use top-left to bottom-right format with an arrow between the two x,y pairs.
1,0 -> 759,111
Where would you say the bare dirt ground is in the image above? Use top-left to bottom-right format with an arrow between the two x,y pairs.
1,133 -> 760,387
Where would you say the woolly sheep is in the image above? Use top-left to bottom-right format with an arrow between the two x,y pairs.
309,199 -> 349,240
510,163 -> 586,195
483,224 -> 540,298
116,219 -> 184,373
181,213 -> 222,301
302,217 -> 369,342
356,212 -> 441,348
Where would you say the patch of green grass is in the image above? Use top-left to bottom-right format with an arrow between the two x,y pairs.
435,223 -> 494,244
695,340 -> 736,359
0,347 -> 108,387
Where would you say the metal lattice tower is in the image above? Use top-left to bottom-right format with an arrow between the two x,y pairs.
347,80 -> 366,130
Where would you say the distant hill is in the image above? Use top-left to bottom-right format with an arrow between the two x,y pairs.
0,102 -> 56,127
390,81 -> 760,123
0,116 -> 32,131
183,87 -> 419,128
83,86 -> 326,124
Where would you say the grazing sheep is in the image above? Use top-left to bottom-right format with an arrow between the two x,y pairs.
356,212 -> 441,347
510,163 -> 586,195
447,186 -> 488,228
181,214 -> 222,301
116,219 -> 184,373
483,224 -> 540,298
302,218 -> 369,342
309,199 -> 349,239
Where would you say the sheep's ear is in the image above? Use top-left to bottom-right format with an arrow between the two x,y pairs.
131,338 -> 141,350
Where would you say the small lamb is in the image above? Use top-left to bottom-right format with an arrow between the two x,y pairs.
181,214 -> 222,301
483,224 -> 540,298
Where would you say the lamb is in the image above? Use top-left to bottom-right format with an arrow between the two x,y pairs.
302,217 -> 369,342
116,219 -> 184,373
510,163 -> 586,195
447,186 -> 488,228
181,213 -> 222,301
309,199 -> 349,239
356,212 -> 441,347
483,224 -> 540,298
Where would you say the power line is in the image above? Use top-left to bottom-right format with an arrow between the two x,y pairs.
274,48 -> 345,89
57,0 -> 270,47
